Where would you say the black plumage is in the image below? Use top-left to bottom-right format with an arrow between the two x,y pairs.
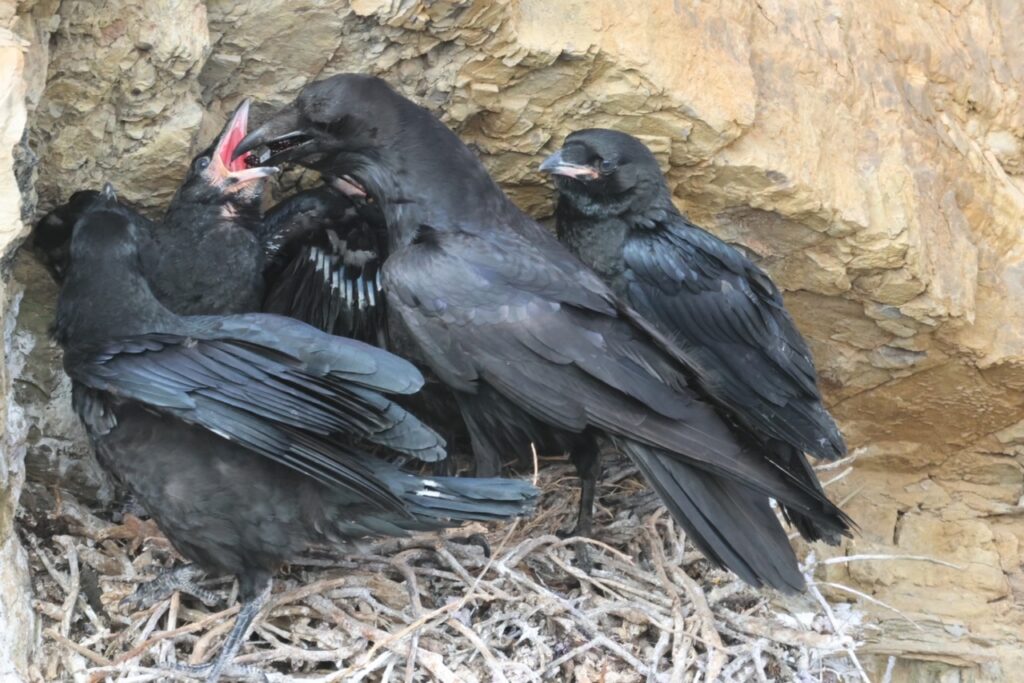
52,123 -> 537,679
143,99 -> 276,316
260,181 -> 389,347
257,184 -> 478,461
541,129 -> 848,543
34,190 -> 153,281
234,74 -> 852,592
57,195 -> 537,681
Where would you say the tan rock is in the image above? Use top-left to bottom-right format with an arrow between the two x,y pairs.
6,0 -> 1024,679
0,19 -> 35,681
31,0 -> 208,210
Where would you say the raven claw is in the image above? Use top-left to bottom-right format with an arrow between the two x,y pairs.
447,532 -> 491,558
121,564 -> 220,612
174,661 -> 269,682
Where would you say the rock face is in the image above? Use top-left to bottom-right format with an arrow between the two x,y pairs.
5,1 -> 1024,680
1,4 -> 36,681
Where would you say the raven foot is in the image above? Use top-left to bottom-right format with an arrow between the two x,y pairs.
174,661 -> 269,682
555,526 -> 594,572
177,581 -> 272,683
121,564 -> 220,612
447,532 -> 491,558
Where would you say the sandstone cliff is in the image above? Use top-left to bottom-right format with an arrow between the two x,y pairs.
3,1 -> 1023,680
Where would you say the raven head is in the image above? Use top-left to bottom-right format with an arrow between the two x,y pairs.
540,129 -> 669,218
175,99 -> 279,211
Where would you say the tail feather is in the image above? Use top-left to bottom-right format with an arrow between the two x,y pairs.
619,439 -> 807,593
377,464 -> 539,523
770,441 -> 853,544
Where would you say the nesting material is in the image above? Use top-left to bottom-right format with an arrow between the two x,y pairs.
20,459 -> 869,682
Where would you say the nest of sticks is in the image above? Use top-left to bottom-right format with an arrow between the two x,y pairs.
18,455 -> 875,682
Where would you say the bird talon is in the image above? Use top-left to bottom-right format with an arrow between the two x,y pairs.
447,532 -> 490,558
574,539 -> 594,573
173,661 -> 269,682
120,564 -> 220,612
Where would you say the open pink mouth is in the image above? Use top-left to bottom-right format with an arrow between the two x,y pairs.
209,100 -> 278,185
216,100 -> 254,172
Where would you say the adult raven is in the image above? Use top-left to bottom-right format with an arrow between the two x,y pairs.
56,192 -> 537,681
540,129 -> 847,543
234,74 -> 852,591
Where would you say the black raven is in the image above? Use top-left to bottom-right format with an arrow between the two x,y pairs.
33,100 -> 275,309
56,191 -> 537,681
34,190 -> 153,281
234,74 -> 852,592
144,99 -> 278,316
540,129 -> 847,543
256,183 -> 481,459
152,104 -> 468,458
144,99 -> 391,346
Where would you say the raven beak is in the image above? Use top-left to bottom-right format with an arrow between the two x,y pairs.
232,103 -> 312,166
214,99 -> 254,172
539,149 -> 599,180
101,182 -> 117,201
209,99 -> 279,187
225,165 -> 280,184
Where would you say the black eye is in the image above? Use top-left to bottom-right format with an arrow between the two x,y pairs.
598,158 -> 615,173
195,157 -> 210,171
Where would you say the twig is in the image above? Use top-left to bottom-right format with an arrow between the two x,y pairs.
43,628 -> 113,667
447,617 -> 509,683
820,554 -> 963,570
55,536 -> 81,637
814,581 -> 922,630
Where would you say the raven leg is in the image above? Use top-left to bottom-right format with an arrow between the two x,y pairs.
176,576 -> 272,683
447,532 -> 491,558
120,564 -> 220,612
560,434 -> 601,569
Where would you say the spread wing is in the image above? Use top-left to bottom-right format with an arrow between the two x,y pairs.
623,218 -> 846,460
64,313 -> 446,511
262,187 -> 389,347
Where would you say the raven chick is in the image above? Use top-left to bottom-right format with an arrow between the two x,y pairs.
541,129 -> 848,543
145,99 -> 278,316
56,191 -> 537,682
234,74 -> 852,592
34,190 -> 152,281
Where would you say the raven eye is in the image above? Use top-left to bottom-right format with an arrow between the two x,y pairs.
195,156 -> 210,171
598,158 -> 615,173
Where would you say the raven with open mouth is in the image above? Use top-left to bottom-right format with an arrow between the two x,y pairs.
232,74 -> 853,591
143,99 -> 278,316
55,190 -> 538,682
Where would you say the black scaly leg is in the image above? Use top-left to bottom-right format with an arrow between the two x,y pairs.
176,576 -> 272,683
121,564 -> 220,612
561,433 -> 601,570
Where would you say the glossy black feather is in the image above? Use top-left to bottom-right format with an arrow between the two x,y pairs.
34,191 -> 153,282
261,186 -> 389,347
550,129 -> 849,544
239,75 -> 853,591
56,200 -> 538,587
